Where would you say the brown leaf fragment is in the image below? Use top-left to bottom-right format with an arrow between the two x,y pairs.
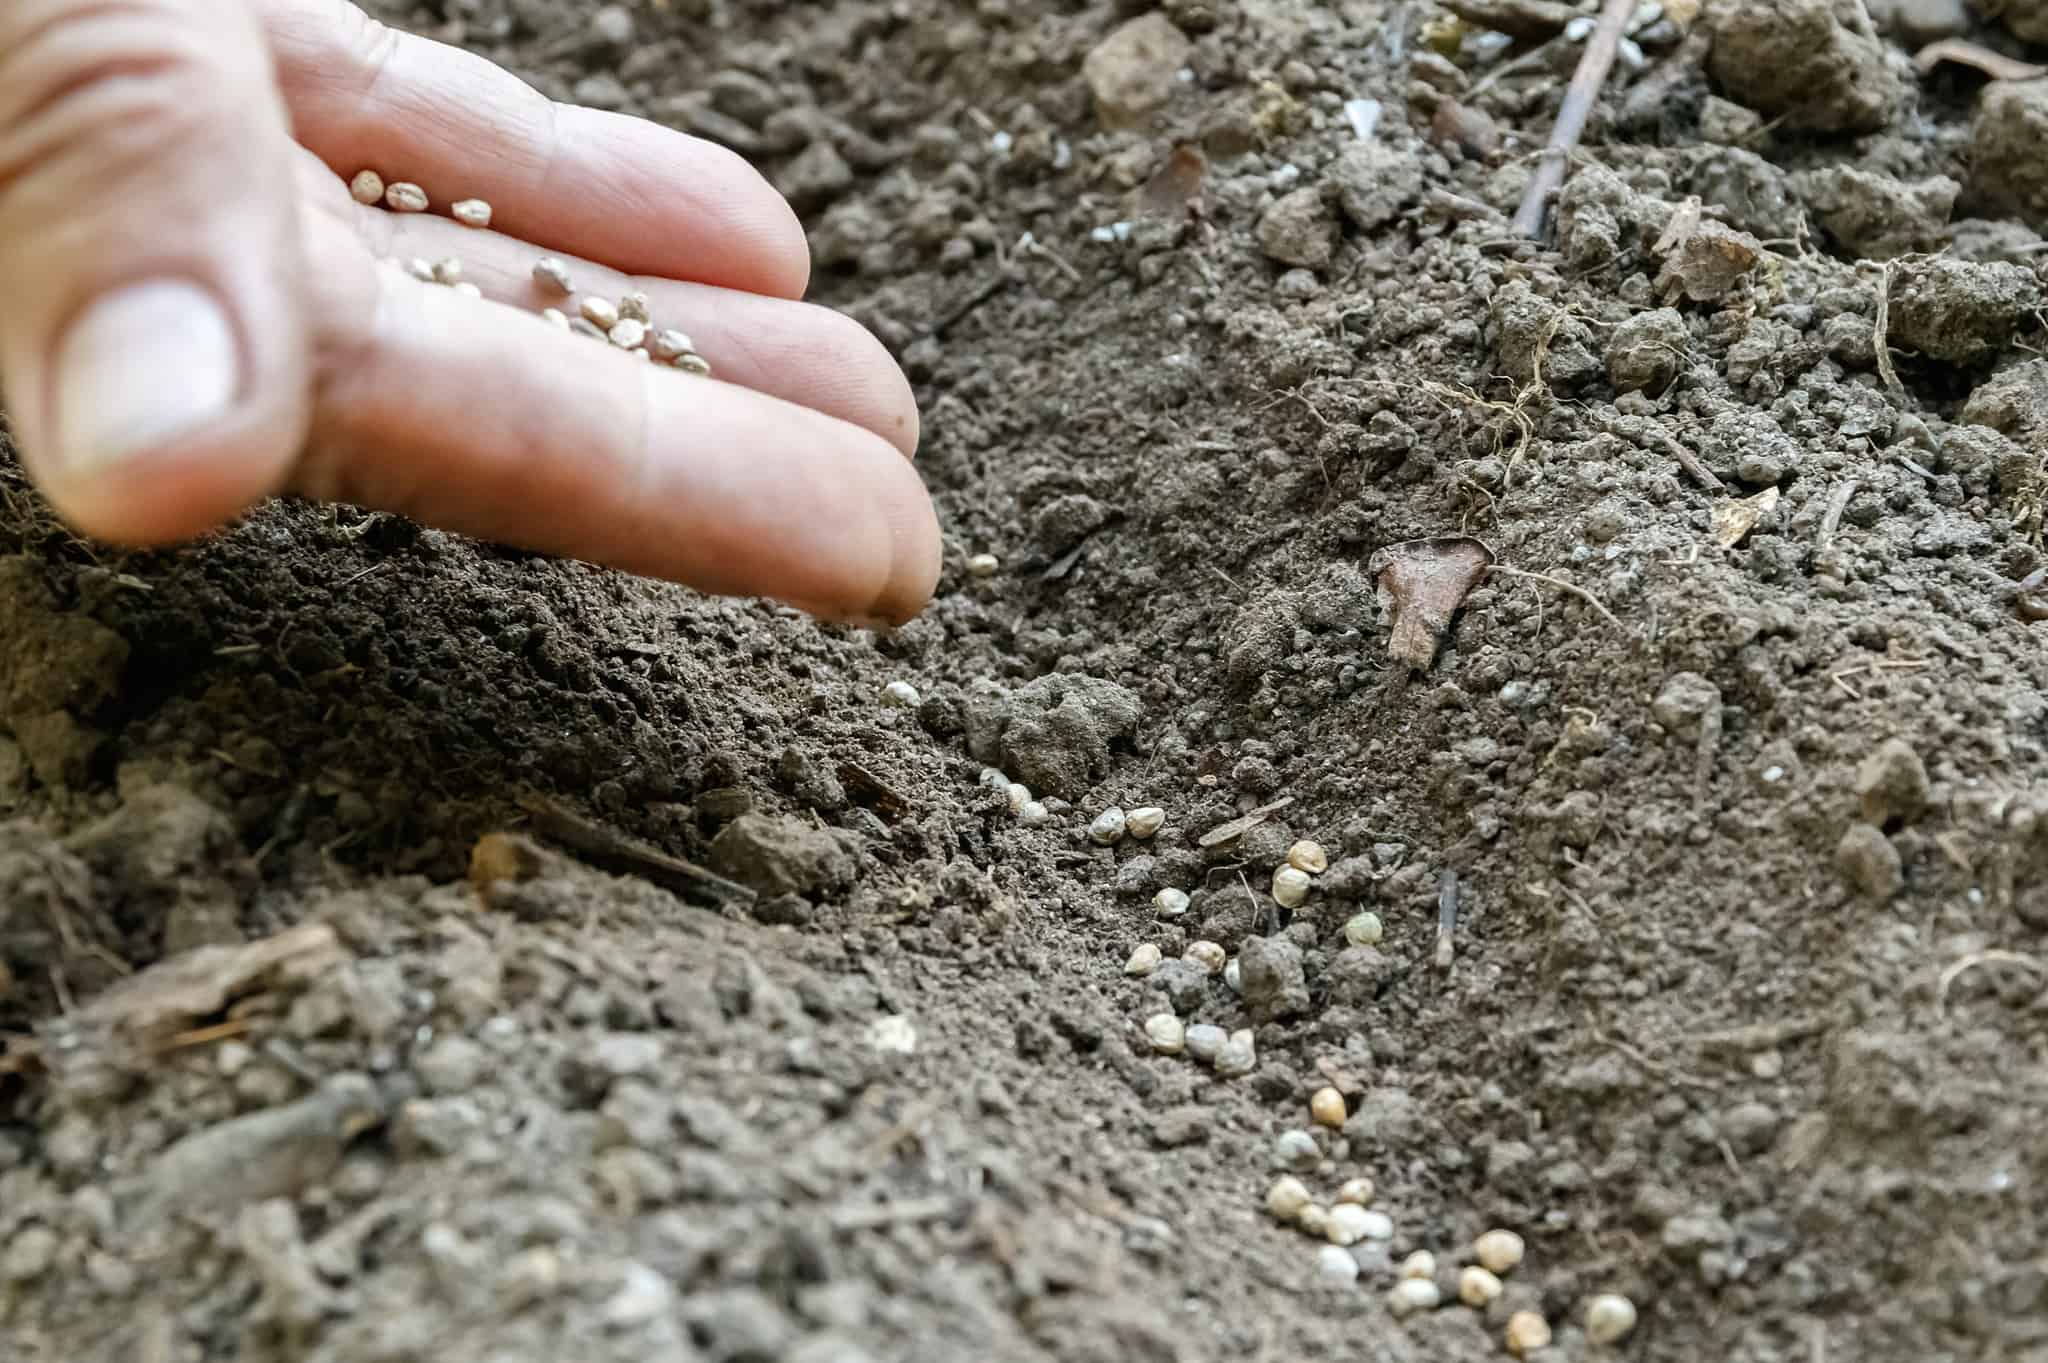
1369,538 -> 1496,670
1135,143 -> 1207,220
1712,486 -> 1780,546
66,922 -> 347,1048
1197,796 -> 1297,850
1913,39 -> 2048,83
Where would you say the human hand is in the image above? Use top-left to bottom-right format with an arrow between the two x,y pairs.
0,0 -> 940,625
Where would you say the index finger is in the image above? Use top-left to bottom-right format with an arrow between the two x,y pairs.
258,0 -> 812,299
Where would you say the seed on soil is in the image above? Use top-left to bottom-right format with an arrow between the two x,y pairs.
1504,1310 -> 1552,1357
1324,1203 -> 1375,1247
1475,1229 -> 1525,1275
1296,1204 -> 1329,1238
385,182 -> 429,213
1400,1251 -> 1437,1281
1309,1086 -> 1347,1128
966,553 -> 1001,577
1153,887 -> 1190,918
532,257 -> 574,294
649,329 -> 694,362
617,291 -> 651,323
451,199 -> 492,228
1215,1036 -> 1256,1076
1459,1265 -> 1503,1307
1018,801 -> 1052,827
674,352 -> 714,376
1317,1245 -> 1360,1286
1184,1024 -> 1227,1063
1223,958 -> 1241,994
580,297 -> 621,330
1354,1209 -> 1393,1240
1089,808 -> 1127,845
1124,943 -> 1163,976
880,680 -> 921,709
1266,1175 -> 1312,1221
1286,840 -> 1329,874
1005,783 -> 1032,814
1585,1293 -> 1637,1344
609,318 -> 648,350
1387,1278 -> 1441,1318
1271,865 -> 1312,908
1345,912 -> 1384,947
1126,806 -> 1165,838
1336,1177 -> 1374,1205
1144,1013 -> 1186,1054
349,170 -> 386,205
1184,940 -> 1226,973
1274,1129 -> 1320,1170
541,308 -> 569,329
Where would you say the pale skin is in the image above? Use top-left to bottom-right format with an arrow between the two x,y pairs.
0,0 -> 942,627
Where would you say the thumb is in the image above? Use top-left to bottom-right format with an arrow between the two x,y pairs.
0,0 -> 311,544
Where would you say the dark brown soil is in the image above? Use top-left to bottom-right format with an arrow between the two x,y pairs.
5,2 -> 2048,1361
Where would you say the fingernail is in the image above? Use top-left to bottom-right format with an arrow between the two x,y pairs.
54,280 -> 240,475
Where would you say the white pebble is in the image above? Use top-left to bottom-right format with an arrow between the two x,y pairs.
1400,1250 -> 1437,1281
1344,912 -> 1384,947
1184,1024 -> 1227,1063
1355,1210 -> 1394,1240
1387,1278 -> 1441,1318
1325,1203 -> 1374,1247
1459,1266 -> 1503,1307
1336,1177 -> 1374,1206
1585,1293 -> 1637,1344
978,766 -> 1009,790
1184,941 -> 1225,973
1088,807 -> 1127,845
881,680 -> 921,709
349,169 -> 385,205
966,552 -> 1001,577
1153,887 -> 1190,918
385,181 -> 429,213
1317,1245 -> 1360,1285
1215,1037 -> 1256,1076
1143,1013 -> 1185,1055
1005,783 -> 1032,814
1124,944 -> 1163,976
1265,1175 -> 1311,1221
1018,801 -> 1053,827
1287,840 -> 1330,874
1475,1229 -> 1525,1275
866,1014 -> 917,1055
1271,865 -> 1312,908
1126,806 -> 1166,839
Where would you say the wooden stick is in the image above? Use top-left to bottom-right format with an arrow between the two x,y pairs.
1511,0 -> 1639,238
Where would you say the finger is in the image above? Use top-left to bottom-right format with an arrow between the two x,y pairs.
361,206 -> 918,457
258,0 -> 810,299
301,261 -> 940,624
0,0 -> 312,544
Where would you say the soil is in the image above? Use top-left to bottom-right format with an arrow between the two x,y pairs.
5,2 -> 2048,1361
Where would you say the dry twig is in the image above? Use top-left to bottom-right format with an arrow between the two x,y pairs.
1486,564 -> 1630,636
1512,0 -> 1639,237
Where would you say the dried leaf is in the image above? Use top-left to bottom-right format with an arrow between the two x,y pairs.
1430,100 -> 1503,160
1369,538 -> 1496,670
1712,486 -> 1781,547
1651,196 -> 1703,256
65,922 -> 347,1047
1135,143 -> 1206,220
1913,39 -> 2048,83
1197,796 -> 1297,850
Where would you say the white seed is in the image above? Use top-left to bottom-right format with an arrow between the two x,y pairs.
1143,1013 -> 1185,1054
1585,1293 -> 1637,1344
1088,808 -> 1127,845
978,766 -> 1010,790
881,679 -> 920,708
1309,1086 -> 1346,1128
1475,1229 -> 1525,1275
1345,912 -> 1384,947
1459,1265 -> 1503,1307
617,291 -> 651,323
405,258 -> 438,283
1273,1129 -> 1320,1169
385,182 -> 429,213
1355,1210 -> 1394,1240
674,352 -> 713,376
1184,1024 -> 1227,1063
1271,865 -> 1312,908
1505,1310 -> 1552,1357
541,308 -> 571,329
1265,1175 -> 1311,1221
1153,887 -> 1190,919
451,198 -> 493,228
532,257 -> 574,294
1223,958 -> 1241,994
1325,1203 -> 1375,1247
1296,1204 -> 1328,1238
452,282 -> 483,299
1126,806 -> 1165,838
1336,1177 -> 1374,1206
1124,943 -> 1163,976
1230,1027 -> 1254,1048
1400,1251 -> 1437,1281
1317,1245 -> 1360,1286
966,552 -> 1001,578
1216,1037 -> 1255,1076
609,318 -> 648,351
1005,783 -> 1032,814
1387,1278 -> 1441,1318
1184,940 -> 1226,973
349,169 -> 386,205
1018,801 -> 1052,827
432,257 -> 464,285
1287,840 -> 1330,874
649,329 -> 694,361
579,296 -> 621,330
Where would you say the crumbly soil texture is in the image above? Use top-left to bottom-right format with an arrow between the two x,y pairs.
6,2 -> 2048,1361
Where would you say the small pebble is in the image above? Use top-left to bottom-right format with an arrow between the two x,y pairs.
451,282 -> 482,300
1005,783 -> 1032,814
532,257 -> 574,294
1400,1250 -> 1437,1281
1266,1175 -> 1312,1221
1459,1265 -> 1503,1307
349,169 -> 386,205
1344,912 -> 1384,947
1317,1244 -> 1360,1286
1184,941 -> 1226,973
1387,1278 -> 1441,1318
1325,1203 -> 1375,1247
609,318 -> 648,350
1586,1293 -> 1637,1344
1089,808 -> 1128,845
1126,806 -> 1165,838
1287,840 -> 1330,874
1272,865 -> 1312,908
1184,1024 -> 1228,1063
648,329 -> 694,362
1018,801 -> 1053,827
1124,944 -> 1163,976
1296,1204 -> 1329,1238
617,291 -> 651,323
1336,1177 -> 1374,1205
1153,888 -> 1191,919
1309,1086 -> 1347,1128
1475,1229 -> 1525,1275
1505,1311 -> 1552,1357
385,182 -> 429,213
451,198 -> 492,229
580,296 -> 621,330
881,680 -> 921,709
1144,1013 -> 1186,1055
541,308 -> 570,329
966,553 -> 1001,577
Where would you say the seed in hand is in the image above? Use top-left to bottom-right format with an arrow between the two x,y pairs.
431,258 -> 464,286
452,198 -> 493,229
649,330 -> 694,362
618,291 -> 651,323
404,259 -> 437,283
608,319 -> 648,350
532,257 -> 574,295
385,182 -> 430,213
675,352 -> 714,376
349,170 -> 386,206
580,297 -> 621,331
541,308 -> 570,329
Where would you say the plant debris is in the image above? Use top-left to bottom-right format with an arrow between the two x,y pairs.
1369,537 -> 1495,669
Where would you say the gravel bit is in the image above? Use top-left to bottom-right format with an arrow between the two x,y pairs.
1505,1310 -> 1552,1357
1018,801 -> 1053,827
881,680 -> 921,708
1089,807 -> 1128,845
1126,806 -> 1165,838
1344,912 -> 1384,946
966,552 -> 1001,577
349,170 -> 385,205
541,308 -> 570,329
451,198 -> 492,228
1387,1278 -> 1441,1318
1184,1023 -> 1227,1063
1459,1266 -> 1504,1307
580,296 -> 621,330
1144,1012 -> 1186,1054
1124,943 -> 1163,976
675,352 -> 714,376
1475,1228 -> 1526,1274
532,257 -> 574,294
1310,1086 -> 1347,1128
609,318 -> 648,350
1325,1203 -> 1375,1247
1184,940 -> 1226,973
1585,1293 -> 1637,1344
649,329 -> 694,362
1266,1175 -> 1312,1221
1400,1251 -> 1437,1281
1271,865 -> 1311,908
1317,1245 -> 1360,1286
1336,1177 -> 1374,1205
1286,840 -> 1330,874
617,291 -> 651,323
1153,887 -> 1191,918
385,182 -> 429,213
